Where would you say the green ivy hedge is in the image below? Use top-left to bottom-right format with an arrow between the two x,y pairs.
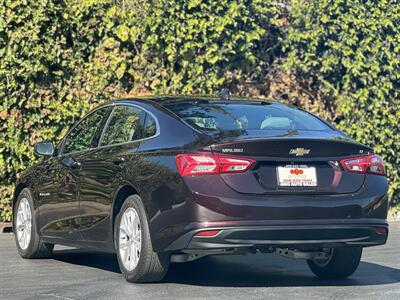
0,0 -> 398,222
285,0 -> 400,204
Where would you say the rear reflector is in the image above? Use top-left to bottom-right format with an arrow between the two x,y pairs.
374,227 -> 387,235
340,154 -> 385,176
195,230 -> 221,237
175,153 -> 255,177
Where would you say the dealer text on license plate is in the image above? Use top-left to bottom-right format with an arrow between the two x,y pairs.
277,165 -> 317,187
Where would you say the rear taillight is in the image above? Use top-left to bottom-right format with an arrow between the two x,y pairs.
175,153 -> 255,177
340,154 -> 385,176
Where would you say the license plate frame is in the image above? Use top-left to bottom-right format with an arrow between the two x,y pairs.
277,164 -> 317,187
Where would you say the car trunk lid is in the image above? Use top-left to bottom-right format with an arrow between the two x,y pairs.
210,135 -> 373,195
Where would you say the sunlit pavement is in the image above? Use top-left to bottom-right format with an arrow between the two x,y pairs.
1,222 -> 399,300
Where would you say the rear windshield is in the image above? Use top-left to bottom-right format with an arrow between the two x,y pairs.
165,102 -> 332,132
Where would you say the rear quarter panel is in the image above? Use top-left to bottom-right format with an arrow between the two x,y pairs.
118,100 -> 207,251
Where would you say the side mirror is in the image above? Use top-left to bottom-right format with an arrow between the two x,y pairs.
34,141 -> 56,156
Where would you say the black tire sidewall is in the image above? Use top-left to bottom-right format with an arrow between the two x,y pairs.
307,246 -> 363,279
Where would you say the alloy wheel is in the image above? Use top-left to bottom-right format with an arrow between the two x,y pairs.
16,198 -> 32,250
119,207 -> 142,271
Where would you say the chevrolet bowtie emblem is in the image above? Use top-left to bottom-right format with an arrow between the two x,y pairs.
289,148 -> 311,156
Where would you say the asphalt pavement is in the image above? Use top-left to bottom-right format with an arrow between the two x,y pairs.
1,222 -> 400,300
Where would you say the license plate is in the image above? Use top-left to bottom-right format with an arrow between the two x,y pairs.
277,165 -> 317,187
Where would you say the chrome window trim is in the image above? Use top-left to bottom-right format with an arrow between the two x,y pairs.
59,102 -> 160,156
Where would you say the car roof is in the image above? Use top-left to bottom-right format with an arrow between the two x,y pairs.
112,95 -> 275,107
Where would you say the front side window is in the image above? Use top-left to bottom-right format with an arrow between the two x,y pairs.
100,106 -> 144,146
62,108 -> 109,154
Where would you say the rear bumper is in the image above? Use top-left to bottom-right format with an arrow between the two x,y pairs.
165,219 -> 388,251
149,174 -> 389,252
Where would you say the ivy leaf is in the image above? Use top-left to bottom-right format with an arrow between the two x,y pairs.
115,25 -> 129,42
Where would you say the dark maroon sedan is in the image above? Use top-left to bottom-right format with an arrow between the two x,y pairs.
13,96 -> 388,282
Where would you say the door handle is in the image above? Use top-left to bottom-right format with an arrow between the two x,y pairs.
62,156 -> 81,169
113,157 -> 126,165
70,160 -> 82,169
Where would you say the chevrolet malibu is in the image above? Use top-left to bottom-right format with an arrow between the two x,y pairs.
13,96 -> 389,282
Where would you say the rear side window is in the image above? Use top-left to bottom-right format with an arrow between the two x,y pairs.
62,107 -> 109,154
165,102 -> 331,132
143,113 -> 157,138
100,106 -> 144,146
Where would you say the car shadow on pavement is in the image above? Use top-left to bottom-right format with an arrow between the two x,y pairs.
165,255 -> 400,287
53,249 -> 121,273
52,250 -> 400,287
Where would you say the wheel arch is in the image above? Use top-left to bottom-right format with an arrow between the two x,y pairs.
111,183 -> 142,245
112,184 -> 139,218
13,183 -> 28,220
12,183 -> 43,237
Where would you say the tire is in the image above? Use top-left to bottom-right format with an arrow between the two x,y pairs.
307,246 -> 362,279
13,188 -> 54,259
114,195 -> 170,283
